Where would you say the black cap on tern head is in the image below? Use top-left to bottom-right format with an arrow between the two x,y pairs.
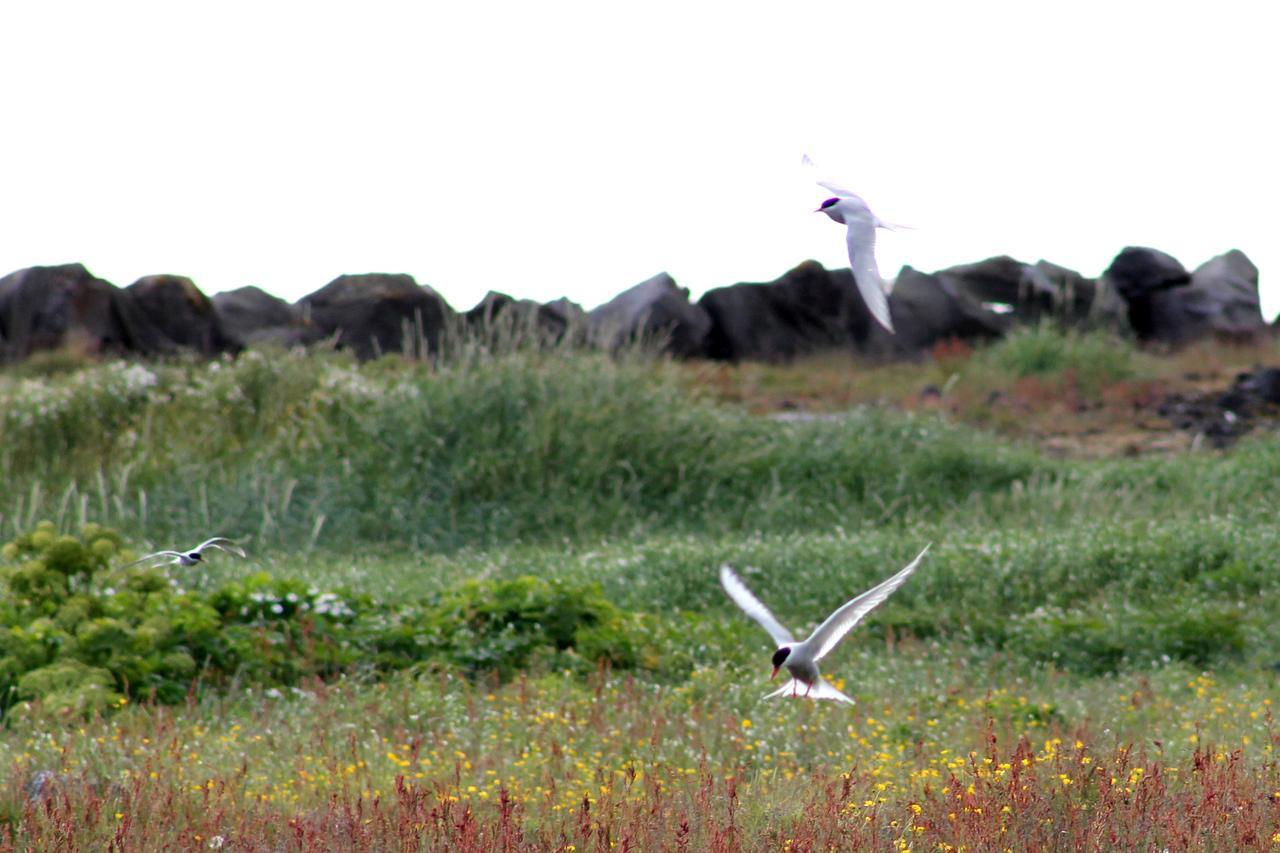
188,552 -> 203,561
819,197 -> 841,210
771,647 -> 791,668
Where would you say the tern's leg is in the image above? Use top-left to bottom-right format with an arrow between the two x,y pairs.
804,681 -> 813,697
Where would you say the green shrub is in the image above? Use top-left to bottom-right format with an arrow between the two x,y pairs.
13,660 -> 121,719
372,575 -> 644,679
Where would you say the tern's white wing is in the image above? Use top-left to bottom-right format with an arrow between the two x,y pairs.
816,178 -> 863,200
803,153 -> 860,200
764,677 -> 855,704
121,550 -> 183,569
845,216 -> 894,333
193,537 -> 246,558
804,544 -> 930,662
720,565 -> 796,648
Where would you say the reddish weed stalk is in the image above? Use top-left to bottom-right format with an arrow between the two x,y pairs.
5,727 -> 1278,852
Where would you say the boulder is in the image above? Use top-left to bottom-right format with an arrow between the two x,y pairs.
212,285 -> 302,347
0,263 -> 171,362
882,267 -> 1010,353
464,292 -> 586,346
1033,260 -> 1096,325
297,273 -> 454,360
589,272 -> 711,358
934,256 -> 1051,322
696,262 -> 844,361
126,275 -> 240,356
542,297 -> 589,338
1173,250 -> 1265,338
930,256 -> 1095,325
1086,276 -> 1131,335
1099,247 -> 1265,343
697,261 -> 878,362
1098,247 -> 1192,341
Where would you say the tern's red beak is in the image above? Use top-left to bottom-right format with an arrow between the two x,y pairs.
770,666 -> 780,680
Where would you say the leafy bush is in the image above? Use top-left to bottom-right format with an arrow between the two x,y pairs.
0,521 -> 202,711
362,575 -> 644,679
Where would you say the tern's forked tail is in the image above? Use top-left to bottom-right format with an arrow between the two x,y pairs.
764,678 -> 854,705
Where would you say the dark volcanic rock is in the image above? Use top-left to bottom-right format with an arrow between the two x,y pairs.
1032,260 -> 1096,323
1101,247 -> 1265,343
881,266 -> 1010,353
1104,246 -> 1192,300
1158,366 -> 1280,448
542,297 -> 588,333
465,292 -> 585,346
589,272 -> 711,358
1174,250 -> 1266,338
1100,247 -> 1192,341
126,275 -> 240,356
212,285 -> 301,346
0,263 -> 172,361
697,261 -> 876,362
931,256 -> 1095,325
298,273 -> 454,360
936,256 -> 1051,320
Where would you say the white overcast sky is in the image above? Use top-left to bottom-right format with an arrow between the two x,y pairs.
1,2 -> 1276,316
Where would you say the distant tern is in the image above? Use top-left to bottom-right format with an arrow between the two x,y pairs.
804,156 -> 900,334
720,544 -> 930,704
124,537 -> 247,569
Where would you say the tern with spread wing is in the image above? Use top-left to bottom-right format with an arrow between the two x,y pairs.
720,544 -> 930,704
804,156 -> 902,334
124,537 -> 247,569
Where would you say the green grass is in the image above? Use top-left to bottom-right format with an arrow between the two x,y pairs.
0,347 -> 1045,550
1,329 -> 1279,847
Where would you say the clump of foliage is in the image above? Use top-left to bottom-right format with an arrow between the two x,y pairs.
372,575 -> 644,679
1004,599 -> 1245,675
971,323 -> 1145,395
0,522 -> 648,718
1,521 -> 160,716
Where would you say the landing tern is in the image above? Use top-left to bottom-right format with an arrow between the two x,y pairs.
720,544 -> 930,704
123,537 -> 247,569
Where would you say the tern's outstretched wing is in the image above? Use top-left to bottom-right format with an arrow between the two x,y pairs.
121,550 -> 183,570
764,677 -> 855,704
803,153 -> 860,200
816,178 -> 862,200
845,216 -> 894,333
819,178 -> 870,201
804,544 -> 931,662
720,565 -> 796,648
193,537 -> 246,558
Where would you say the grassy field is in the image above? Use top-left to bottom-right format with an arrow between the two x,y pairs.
1,331 -> 1279,850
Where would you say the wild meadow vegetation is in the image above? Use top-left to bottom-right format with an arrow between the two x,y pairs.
1,328 -> 1279,849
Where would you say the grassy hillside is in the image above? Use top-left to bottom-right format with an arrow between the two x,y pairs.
1,330 -> 1278,848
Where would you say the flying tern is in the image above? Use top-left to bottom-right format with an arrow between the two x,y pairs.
804,155 -> 901,334
720,544 -> 930,704
123,537 -> 247,569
